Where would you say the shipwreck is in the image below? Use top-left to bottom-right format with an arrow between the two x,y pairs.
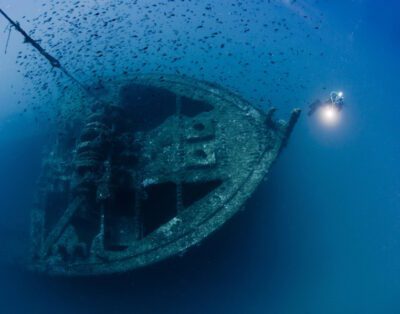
0,6 -> 301,277
29,74 -> 300,276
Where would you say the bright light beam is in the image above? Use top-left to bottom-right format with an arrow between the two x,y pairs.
318,104 -> 340,127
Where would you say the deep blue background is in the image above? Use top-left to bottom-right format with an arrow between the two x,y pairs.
0,1 -> 399,313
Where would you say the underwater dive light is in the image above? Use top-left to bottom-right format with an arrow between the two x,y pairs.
318,104 -> 340,127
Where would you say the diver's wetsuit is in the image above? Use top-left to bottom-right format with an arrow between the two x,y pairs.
308,91 -> 344,116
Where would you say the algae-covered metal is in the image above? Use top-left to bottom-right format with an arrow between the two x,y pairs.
30,74 -> 300,276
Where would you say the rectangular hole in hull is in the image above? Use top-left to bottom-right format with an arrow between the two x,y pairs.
141,182 -> 177,237
104,187 -> 137,251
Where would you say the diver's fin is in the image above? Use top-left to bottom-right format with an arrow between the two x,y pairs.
308,99 -> 321,116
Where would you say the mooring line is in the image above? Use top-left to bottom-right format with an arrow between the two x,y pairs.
0,8 -> 98,99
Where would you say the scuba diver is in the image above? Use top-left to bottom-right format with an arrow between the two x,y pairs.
308,91 -> 344,116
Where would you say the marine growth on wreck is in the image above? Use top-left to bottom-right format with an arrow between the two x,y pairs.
0,3 -> 301,276
30,74 -> 300,276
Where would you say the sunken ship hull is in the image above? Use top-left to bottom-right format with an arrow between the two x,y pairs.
30,74 -> 300,276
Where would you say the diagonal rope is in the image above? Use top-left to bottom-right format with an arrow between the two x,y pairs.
0,8 -> 98,99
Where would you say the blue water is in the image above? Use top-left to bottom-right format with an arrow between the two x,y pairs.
0,1 -> 399,313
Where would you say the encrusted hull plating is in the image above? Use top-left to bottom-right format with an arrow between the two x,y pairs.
30,74 -> 300,276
